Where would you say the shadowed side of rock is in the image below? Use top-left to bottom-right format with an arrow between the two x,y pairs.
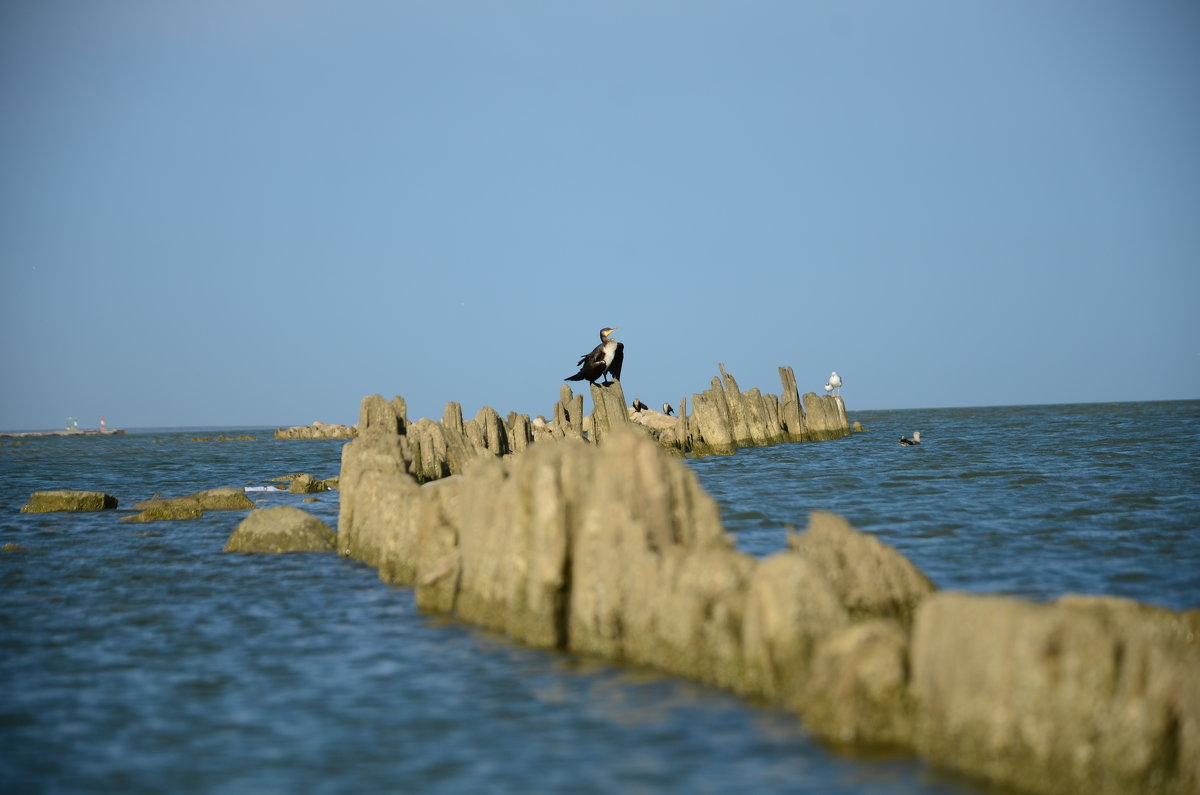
553,384 -> 585,439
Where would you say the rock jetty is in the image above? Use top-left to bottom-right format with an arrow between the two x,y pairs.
655,364 -> 850,456
275,421 -> 357,439
343,363 -> 848,486
336,394 -> 1199,795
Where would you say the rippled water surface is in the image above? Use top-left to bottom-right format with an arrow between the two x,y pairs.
692,401 -> 1200,609
2,401 -> 1197,793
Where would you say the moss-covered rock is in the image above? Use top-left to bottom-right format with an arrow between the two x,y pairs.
122,497 -> 204,522
21,490 -> 118,513
288,474 -> 328,494
192,488 -> 255,510
274,422 -> 357,439
223,506 -> 335,553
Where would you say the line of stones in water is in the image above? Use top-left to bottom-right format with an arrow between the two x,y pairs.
397,363 -> 850,483
335,379 -> 1199,795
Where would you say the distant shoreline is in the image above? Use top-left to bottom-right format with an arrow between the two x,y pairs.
0,429 -> 126,438
1,398 -> 1194,438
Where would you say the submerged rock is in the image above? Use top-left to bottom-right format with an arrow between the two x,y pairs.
21,490 -> 118,513
122,497 -> 204,522
121,488 -> 254,522
224,506 -> 335,553
192,488 -> 255,510
288,473 -> 328,494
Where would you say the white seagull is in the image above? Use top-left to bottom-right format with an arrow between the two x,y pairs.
828,371 -> 842,395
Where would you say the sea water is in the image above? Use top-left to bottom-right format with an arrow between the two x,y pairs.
1,401 -> 1197,794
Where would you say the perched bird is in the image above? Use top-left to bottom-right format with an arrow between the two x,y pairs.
632,399 -> 649,412
828,371 -> 842,395
565,327 -> 624,386
663,403 -> 674,416
900,432 -> 922,446
824,382 -> 833,395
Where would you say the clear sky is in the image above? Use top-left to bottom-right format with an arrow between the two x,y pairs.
2,1 -> 1198,431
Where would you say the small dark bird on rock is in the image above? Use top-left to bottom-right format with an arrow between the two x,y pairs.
565,327 -> 624,386
663,403 -> 674,416
632,399 -> 649,412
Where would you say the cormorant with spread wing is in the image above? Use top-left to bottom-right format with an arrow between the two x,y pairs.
565,327 -> 624,386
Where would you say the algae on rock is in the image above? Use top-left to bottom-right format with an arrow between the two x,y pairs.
224,506 -> 335,553
21,490 -> 118,513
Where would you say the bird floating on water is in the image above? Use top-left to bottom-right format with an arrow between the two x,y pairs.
632,399 -> 649,412
565,327 -> 624,387
663,403 -> 674,416
900,432 -> 921,446
828,371 -> 842,395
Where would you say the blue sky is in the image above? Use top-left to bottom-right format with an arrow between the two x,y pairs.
2,1 -> 1197,430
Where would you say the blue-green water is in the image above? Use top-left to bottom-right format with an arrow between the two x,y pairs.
692,401 -> 1200,610
1,401 -> 1197,794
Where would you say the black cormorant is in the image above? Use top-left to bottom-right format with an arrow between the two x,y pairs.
900,432 -> 921,446
632,399 -> 649,412
565,327 -> 624,386
662,403 -> 674,416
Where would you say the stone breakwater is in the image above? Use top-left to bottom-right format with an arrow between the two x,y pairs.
337,394 -> 1199,795
275,421 -> 358,439
373,363 -> 848,484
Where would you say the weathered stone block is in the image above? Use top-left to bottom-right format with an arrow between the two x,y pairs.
121,497 -> 203,522
288,473 -> 327,494
224,506 -> 334,553
911,592 -> 1200,795
741,552 -> 849,701
802,619 -> 914,746
192,488 -> 255,510
21,490 -> 118,513
790,512 -> 935,623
